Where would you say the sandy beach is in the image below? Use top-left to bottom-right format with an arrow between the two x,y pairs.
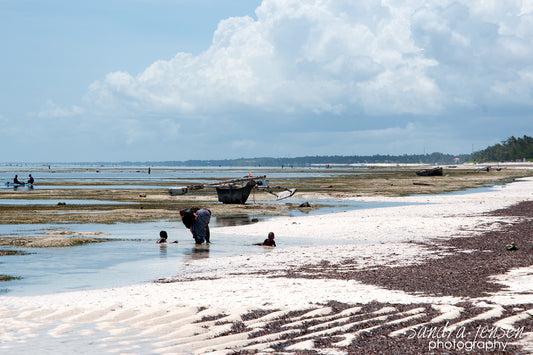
1,177 -> 533,354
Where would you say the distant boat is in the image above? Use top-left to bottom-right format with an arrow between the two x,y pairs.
4,182 -> 34,189
415,167 -> 443,176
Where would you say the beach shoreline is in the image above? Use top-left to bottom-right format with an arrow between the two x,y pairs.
1,177 -> 532,354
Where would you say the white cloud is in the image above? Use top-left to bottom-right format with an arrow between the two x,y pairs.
81,0 -> 533,123
38,100 -> 84,118
83,0 -> 447,119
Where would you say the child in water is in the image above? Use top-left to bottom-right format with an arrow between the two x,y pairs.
254,232 -> 276,247
156,230 -> 178,244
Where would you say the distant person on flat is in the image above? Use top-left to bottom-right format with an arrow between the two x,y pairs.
13,175 -> 23,185
27,174 -> 34,184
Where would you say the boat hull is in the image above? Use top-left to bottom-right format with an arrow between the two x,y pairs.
415,167 -> 443,176
216,181 -> 255,204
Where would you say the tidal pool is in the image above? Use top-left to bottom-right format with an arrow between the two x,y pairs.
0,218 -> 367,296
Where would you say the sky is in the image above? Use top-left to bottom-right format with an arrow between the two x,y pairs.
1,0 -> 532,162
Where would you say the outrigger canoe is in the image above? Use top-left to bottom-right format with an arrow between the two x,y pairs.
168,175 -> 296,204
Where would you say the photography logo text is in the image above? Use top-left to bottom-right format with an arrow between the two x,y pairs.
409,322 -> 524,352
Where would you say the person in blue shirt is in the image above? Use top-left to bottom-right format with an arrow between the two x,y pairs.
180,207 -> 211,244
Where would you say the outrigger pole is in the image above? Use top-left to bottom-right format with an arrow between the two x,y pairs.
255,186 -> 297,200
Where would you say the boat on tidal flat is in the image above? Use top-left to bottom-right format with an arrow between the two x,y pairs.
415,167 -> 443,176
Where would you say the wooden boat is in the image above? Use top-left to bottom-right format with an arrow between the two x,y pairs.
168,175 -> 296,203
216,180 -> 256,204
415,167 -> 443,176
168,176 -> 262,197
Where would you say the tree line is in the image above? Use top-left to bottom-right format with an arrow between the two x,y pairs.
471,135 -> 533,163
150,152 -> 470,167
67,135 -> 532,166
153,135 -> 533,166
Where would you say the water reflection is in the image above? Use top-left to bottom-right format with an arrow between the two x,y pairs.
13,185 -> 34,191
159,244 -> 167,258
185,245 -> 210,260
213,215 -> 260,227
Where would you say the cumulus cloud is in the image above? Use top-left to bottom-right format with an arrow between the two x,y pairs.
86,0 -> 533,121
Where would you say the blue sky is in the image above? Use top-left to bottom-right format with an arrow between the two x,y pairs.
1,0 -> 532,162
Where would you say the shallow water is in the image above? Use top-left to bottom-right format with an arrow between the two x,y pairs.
0,199 -> 136,205
0,218 -> 369,296
0,198 -> 421,297
0,163 -> 372,185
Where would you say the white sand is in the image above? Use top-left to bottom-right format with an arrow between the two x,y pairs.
1,177 -> 533,354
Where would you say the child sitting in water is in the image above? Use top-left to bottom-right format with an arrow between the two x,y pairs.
254,232 -> 276,247
156,230 -> 178,244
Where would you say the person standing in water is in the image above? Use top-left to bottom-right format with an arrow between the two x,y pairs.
180,207 -> 211,244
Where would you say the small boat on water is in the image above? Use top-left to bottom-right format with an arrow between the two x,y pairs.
415,167 -> 443,176
3,182 -> 34,189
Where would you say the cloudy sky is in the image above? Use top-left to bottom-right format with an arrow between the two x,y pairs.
1,0 -> 532,162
